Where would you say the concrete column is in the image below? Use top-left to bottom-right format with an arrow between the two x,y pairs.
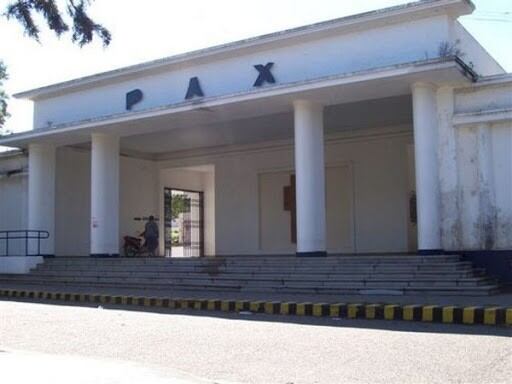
91,133 -> 120,256
437,86 -> 461,250
477,123 -> 496,249
293,100 -> 326,256
28,143 -> 56,256
412,82 -> 442,254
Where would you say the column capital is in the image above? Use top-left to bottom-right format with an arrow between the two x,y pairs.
91,132 -> 119,140
293,99 -> 324,110
28,142 -> 56,151
411,82 -> 437,93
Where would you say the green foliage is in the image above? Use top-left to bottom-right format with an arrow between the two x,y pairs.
0,1 -> 111,132
171,194 -> 190,221
4,0 -> 111,46
0,61 -> 8,132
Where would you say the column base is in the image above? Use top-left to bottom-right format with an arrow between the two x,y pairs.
90,253 -> 120,258
296,251 -> 327,257
418,249 -> 444,256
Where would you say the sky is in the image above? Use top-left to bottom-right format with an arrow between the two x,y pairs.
0,0 -> 511,136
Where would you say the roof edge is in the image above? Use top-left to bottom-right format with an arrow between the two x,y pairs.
14,0 -> 474,100
2,57 -> 467,149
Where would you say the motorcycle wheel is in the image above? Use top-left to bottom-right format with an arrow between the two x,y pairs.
124,244 -> 139,257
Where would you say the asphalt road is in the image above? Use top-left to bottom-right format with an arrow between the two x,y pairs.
0,300 -> 510,384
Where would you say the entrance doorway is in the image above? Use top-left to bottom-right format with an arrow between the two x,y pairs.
164,188 -> 204,257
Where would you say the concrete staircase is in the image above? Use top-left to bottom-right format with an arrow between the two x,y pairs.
0,254 -> 501,296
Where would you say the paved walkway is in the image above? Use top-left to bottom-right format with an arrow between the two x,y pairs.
0,350 -> 206,384
0,301 -> 510,383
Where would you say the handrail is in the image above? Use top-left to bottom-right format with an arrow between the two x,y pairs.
0,230 -> 50,257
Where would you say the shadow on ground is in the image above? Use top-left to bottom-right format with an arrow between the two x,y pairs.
2,296 -> 511,338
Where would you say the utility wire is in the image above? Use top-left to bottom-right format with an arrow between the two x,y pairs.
466,17 -> 512,23
466,10 -> 512,23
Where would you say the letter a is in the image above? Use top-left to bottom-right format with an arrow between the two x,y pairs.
185,77 -> 204,99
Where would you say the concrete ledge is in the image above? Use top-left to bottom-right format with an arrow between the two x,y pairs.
0,257 -> 44,274
0,288 -> 510,327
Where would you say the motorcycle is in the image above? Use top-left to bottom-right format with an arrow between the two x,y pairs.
123,235 -> 148,257
123,216 -> 159,257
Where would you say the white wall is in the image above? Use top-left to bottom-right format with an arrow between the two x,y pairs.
32,15 -> 458,129
259,165 -> 354,254
0,126 -> 422,256
160,127 -> 413,255
0,155 -> 28,256
53,147 -> 158,256
438,79 -> 512,251
120,156 -> 158,240
55,147 -> 90,256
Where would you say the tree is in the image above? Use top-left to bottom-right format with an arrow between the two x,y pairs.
0,0 -> 110,131
4,0 -> 111,46
0,61 -> 8,133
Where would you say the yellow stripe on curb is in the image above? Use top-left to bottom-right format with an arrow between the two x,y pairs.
365,304 -> 381,320
329,303 -> 344,317
264,301 -> 279,314
347,304 -> 361,319
403,305 -> 421,321
207,300 -> 218,311
506,308 -> 512,326
483,307 -> 499,325
280,302 -> 292,315
384,305 -> 399,320
422,305 -> 437,322
313,303 -> 328,317
249,301 -> 263,313
296,303 -> 312,316
2,289 -> 510,327
443,306 -> 455,323
463,307 -> 477,325
220,300 -> 231,311
235,301 -> 245,312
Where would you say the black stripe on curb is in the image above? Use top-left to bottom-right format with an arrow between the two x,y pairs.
0,289 -> 510,327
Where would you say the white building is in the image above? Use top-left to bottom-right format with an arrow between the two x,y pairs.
0,0 -> 511,282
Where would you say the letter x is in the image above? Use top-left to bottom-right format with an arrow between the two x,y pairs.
253,62 -> 276,87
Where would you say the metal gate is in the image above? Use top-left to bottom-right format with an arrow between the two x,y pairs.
164,188 -> 204,257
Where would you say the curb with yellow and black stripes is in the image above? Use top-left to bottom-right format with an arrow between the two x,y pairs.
1,288 -> 511,326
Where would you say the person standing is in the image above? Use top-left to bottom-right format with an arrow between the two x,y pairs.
143,215 -> 159,257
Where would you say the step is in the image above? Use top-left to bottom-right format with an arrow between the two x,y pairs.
0,280 -> 499,296
0,274 -> 495,289
3,270 -> 490,282
26,270 -> 481,280
1,253 -> 499,297
33,262 -> 474,273
41,255 -> 462,264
